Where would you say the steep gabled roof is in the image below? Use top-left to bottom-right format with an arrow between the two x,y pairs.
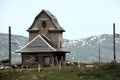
16,35 -> 69,53
27,9 -> 65,32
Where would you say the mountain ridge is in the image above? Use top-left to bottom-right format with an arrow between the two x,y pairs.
0,33 -> 120,63
64,34 -> 120,62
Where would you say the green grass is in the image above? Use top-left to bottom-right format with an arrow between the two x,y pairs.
0,63 -> 120,80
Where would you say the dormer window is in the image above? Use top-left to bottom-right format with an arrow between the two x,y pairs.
42,21 -> 46,28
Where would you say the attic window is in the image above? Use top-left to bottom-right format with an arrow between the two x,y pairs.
42,21 -> 46,28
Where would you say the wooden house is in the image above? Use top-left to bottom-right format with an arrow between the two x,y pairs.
16,10 -> 69,67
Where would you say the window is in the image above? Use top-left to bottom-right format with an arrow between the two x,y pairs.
42,21 -> 46,28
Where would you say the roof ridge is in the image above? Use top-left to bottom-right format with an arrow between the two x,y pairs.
16,35 -> 40,52
41,35 -> 57,47
40,35 -> 56,51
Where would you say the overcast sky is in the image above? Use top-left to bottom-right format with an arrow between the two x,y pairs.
1,0 -> 120,40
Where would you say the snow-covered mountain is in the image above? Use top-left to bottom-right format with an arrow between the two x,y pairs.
64,34 -> 120,62
0,33 -> 120,62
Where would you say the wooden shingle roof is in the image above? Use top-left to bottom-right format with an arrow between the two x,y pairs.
27,9 -> 65,32
16,35 -> 69,53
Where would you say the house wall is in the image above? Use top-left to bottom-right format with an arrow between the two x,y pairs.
29,32 -> 38,41
28,12 -> 63,49
21,53 -> 66,67
48,31 -> 63,48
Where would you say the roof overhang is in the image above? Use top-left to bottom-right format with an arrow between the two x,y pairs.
16,51 -> 70,53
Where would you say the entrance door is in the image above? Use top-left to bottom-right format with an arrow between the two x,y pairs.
44,56 -> 50,66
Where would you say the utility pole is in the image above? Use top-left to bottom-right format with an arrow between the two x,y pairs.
113,23 -> 116,62
9,26 -> 11,66
98,36 -> 101,64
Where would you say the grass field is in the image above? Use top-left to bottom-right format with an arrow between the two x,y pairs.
0,63 -> 120,80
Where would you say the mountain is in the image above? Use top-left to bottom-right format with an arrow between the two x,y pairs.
0,33 -> 28,63
64,34 -> 120,62
0,33 -> 120,63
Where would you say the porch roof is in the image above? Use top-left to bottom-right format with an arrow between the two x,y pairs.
16,35 -> 69,53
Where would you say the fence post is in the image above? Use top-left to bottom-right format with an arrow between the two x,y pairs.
21,65 -> 23,72
59,61 -> 62,69
78,60 -> 80,68
38,64 -> 41,72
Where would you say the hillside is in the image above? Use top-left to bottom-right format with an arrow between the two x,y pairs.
0,33 -> 28,62
64,34 -> 120,62
0,33 -> 120,63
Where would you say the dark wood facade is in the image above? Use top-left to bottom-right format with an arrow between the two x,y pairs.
16,10 -> 69,67
21,52 -> 65,67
